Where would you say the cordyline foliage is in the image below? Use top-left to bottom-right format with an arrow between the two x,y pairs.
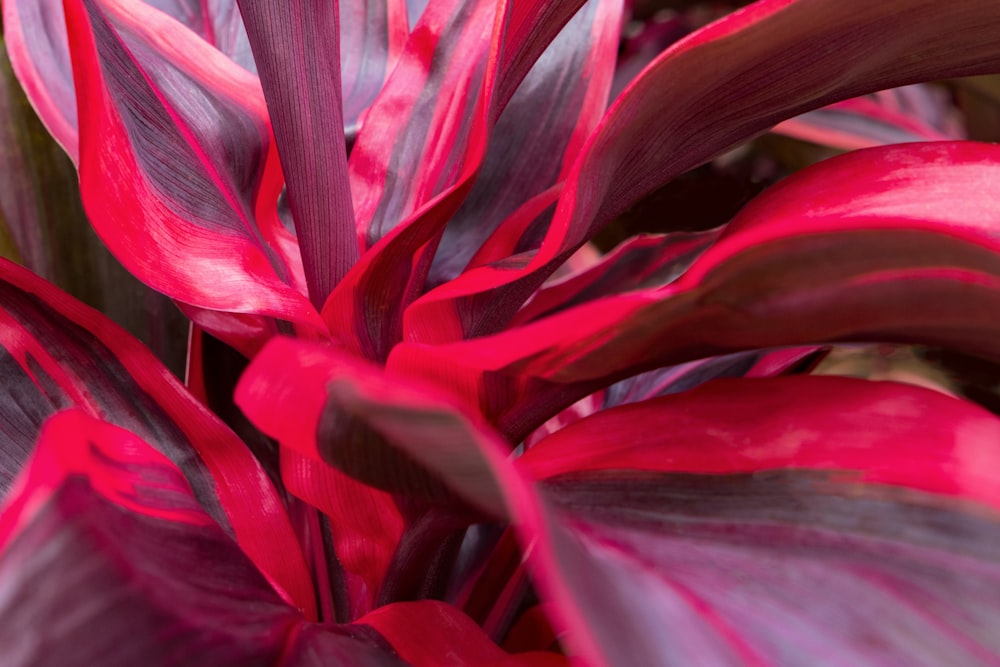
3,0 -> 1000,664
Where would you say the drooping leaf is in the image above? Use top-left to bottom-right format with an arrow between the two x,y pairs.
64,0 -> 322,353
0,410 -> 403,666
0,257 -> 315,617
390,142 -> 1000,432
403,0 -> 1000,344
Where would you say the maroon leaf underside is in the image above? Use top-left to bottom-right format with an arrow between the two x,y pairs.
64,0 -> 322,354
401,0 -> 1000,345
236,0 -> 358,308
388,142 -> 1000,435
3,0 -> 257,161
0,257 -> 315,618
0,411 -> 404,667
321,0 -> 619,361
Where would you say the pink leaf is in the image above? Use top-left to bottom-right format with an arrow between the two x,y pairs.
64,0 -> 322,349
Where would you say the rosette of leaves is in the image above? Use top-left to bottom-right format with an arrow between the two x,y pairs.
3,0 -> 1000,665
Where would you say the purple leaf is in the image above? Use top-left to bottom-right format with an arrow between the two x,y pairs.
0,410 -> 403,666
0,257 -> 316,617
402,0 -> 1000,344
65,0 -> 323,353
236,0 -> 359,308
3,0 -> 258,161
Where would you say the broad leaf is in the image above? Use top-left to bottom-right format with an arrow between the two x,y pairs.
0,410 -> 403,666
0,257 -> 315,617
390,142 -> 1000,435
3,0 -> 257,161
64,0 -> 322,352
402,0 -> 1000,344
513,376 -> 1000,665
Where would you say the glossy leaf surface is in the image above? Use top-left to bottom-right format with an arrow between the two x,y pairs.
515,376 -> 1000,666
391,142 -> 1000,428
65,0 -> 321,347
0,258 -> 314,617
403,0 -> 1000,344
0,410 -> 402,666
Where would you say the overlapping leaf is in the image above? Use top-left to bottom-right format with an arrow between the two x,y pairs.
236,1 -> 358,306
0,257 -> 315,617
0,410 -> 405,666
0,35 -> 189,374
515,376 -> 1000,666
402,0 -> 1000,345
3,0 -> 256,160
322,0 -> 622,360
63,0 -> 322,352
390,142 -> 1000,435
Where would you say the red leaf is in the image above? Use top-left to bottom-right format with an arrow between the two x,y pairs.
4,0 -> 257,161
64,0 -> 322,348
404,0 -> 1000,344
322,0 -> 622,360
390,143 -> 1000,425
520,375 -> 1000,507
0,411 -> 404,666
0,257 -> 316,619
507,377 -> 1000,666
425,0 -> 623,288
340,0 -> 408,136
236,336 -> 506,517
